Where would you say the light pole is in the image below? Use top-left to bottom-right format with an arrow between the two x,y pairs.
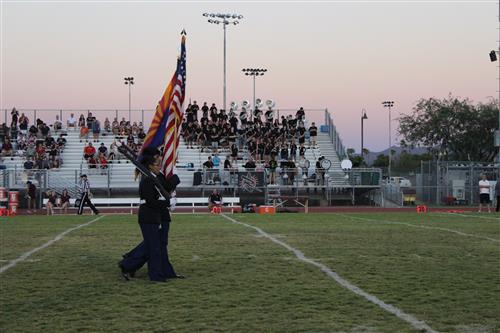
361,109 -> 368,159
242,68 -> 267,109
203,12 -> 243,111
490,51 -> 500,165
489,0 -> 500,167
124,77 -> 134,122
382,101 -> 395,178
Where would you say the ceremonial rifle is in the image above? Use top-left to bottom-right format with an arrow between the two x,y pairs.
117,143 -> 171,200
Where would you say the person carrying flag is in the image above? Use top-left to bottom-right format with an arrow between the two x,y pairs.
119,147 -> 183,281
119,32 -> 186,282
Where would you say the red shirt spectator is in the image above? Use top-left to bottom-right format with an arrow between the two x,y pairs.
84,143 -> 96,160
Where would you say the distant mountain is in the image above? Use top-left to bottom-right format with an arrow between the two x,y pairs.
362,146 -> 430,165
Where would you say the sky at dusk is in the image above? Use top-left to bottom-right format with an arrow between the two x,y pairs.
1,0 -> 498,152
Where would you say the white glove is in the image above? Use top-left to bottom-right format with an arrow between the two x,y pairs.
169,197 -> 177,212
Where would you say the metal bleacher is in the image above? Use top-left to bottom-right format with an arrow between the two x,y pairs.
1,126 -> 350,190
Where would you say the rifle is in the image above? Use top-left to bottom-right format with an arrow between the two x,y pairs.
117,143 -> 172,200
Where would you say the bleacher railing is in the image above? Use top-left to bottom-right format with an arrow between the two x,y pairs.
324,109 -> 346,159
4,167 -> 498,208
381,183 -> 404,207
3,109 -> 152,128
344,168 -> 382,186
2,167 -> 381,188
3,108 -> 331,130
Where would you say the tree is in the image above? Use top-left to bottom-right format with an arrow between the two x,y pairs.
351,156 -> 365,167
373,154 -> 389,167
394,152 -> 433,172
347,148 -> 366,167
398,95 -> 498,161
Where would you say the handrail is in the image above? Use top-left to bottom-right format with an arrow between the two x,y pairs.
3,107 -> 330,129
324,109 -> 346,160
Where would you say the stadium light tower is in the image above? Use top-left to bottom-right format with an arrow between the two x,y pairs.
361,109 -> 368,158
203,12 -> 244,111
124,77 -> 134,122
242,68 -> 267,110
491,50 -> 500,165
490,0 -> 500,167
382,101 -> 395,178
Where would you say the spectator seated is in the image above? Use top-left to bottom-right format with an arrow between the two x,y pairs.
83,142 -> 96,160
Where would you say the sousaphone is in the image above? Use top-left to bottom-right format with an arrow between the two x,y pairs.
253,98 -> 263,117
229,101 -> 238,116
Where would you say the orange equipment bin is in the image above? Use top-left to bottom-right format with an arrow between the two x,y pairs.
258,206 -> 276,214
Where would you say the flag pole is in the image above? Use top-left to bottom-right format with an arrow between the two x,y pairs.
173,116 -> 177,175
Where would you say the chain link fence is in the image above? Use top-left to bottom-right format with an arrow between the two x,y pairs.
417,161 -> 498,205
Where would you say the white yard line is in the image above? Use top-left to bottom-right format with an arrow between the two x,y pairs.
339,214 -> 500,244
221,214 -> 439,333
0,215 -> 104,274
431,212 -> 500,221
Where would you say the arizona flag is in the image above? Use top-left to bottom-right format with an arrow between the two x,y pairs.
141,33 -> 186,177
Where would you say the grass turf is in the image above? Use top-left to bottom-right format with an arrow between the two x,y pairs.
0,212 -> 499,332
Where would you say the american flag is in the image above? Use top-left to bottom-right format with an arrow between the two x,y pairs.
140,33 -> 186,177
161,34 -> 187,177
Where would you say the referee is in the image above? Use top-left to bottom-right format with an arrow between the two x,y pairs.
77,174 -> 99,215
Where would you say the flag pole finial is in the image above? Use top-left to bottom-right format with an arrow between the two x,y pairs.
181,29 -> 187,36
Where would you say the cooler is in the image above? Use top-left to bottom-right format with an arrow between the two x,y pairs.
0,188 -> 7,212
8,191 -> 20,216
8,191 -> 19,204
8,203 -> 18,216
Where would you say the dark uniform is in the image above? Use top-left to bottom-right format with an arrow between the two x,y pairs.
137,175 -> 170,282
120,173 -> 180,281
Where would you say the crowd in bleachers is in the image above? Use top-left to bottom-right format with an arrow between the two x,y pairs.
75,112 -> 146,144
181,102 -> 318,158
0,108 -> 148,172
75,112 -> 146,170
1,108 -> 66,170
181,102 -> 321,185
1,104 -> 323,185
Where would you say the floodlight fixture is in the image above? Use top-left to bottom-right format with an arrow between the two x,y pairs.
124,77 -> 135,121
203,12 -> 244,111
242,68 -> 268,110
382,100 -> 395,177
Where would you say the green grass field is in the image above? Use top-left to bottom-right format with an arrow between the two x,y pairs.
1,212 -> 499,333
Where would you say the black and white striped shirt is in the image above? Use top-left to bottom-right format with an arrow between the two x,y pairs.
79,179 -> 90,194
